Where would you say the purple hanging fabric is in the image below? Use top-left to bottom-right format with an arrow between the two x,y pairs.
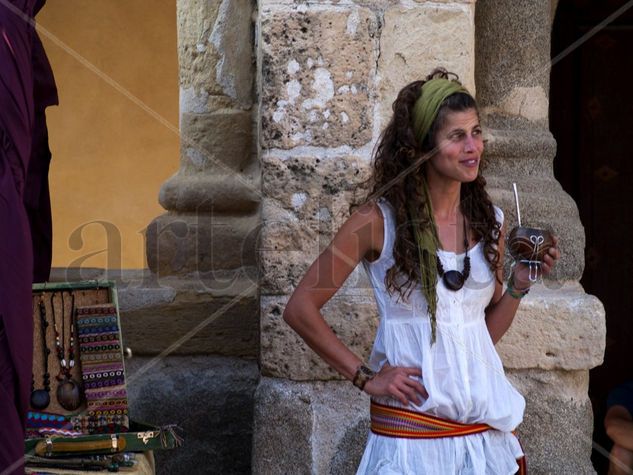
0,1 -> 39,473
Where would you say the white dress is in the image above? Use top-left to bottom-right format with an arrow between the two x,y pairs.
356,198 -> 525,475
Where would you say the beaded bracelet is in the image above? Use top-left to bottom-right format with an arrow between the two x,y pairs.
507,274 -> 530,299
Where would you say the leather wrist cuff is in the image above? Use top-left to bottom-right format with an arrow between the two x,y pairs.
352,363 -> 376,390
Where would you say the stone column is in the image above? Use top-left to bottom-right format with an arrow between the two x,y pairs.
254,2 -> 479,472
476,1 -> 605,472
142,0 -> 259,357
126,2 -> 259,471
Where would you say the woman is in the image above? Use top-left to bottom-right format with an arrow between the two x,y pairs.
283,68 -> 560,474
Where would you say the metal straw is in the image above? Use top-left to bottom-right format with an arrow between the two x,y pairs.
512,182 -> 522,227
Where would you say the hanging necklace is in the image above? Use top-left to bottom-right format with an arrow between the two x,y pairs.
30,297 -> 51,410
436,213 -> 471,291
52,291 -> 82,411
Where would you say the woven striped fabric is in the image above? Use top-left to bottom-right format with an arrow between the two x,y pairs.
371,401 -> 492,438
370,401 -> 527,474
74,304 -> 129,433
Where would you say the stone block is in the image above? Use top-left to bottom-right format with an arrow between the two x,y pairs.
498,86 -> 549,123
497,282 -> 605,371
508,369 -> 595,474
158,174 -> 260,213
127,355 -> 258,475
377,3 -> 476,130
260,293 -> 378,380
262,154 -> 371,204
260,5 -> 377,149
146,212 -> 259,275
48,270 -> 259,358
208,0 -> 254,108
179,111 -> 253,173
119,275 -> 259,357
177,0 -> 222,92
482,120 -> 557,168
260,154 -> 371,294
475,0 -> 551,110
178,0 -> 253,109
252,378 -> 369,475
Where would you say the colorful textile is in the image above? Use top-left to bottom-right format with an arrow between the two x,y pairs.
371,400 -> 492,439
370,401 -> 526,474
26,410 -> 83,439
74,304 -> 129,433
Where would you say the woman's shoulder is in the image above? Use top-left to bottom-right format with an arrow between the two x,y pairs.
352,198 -> 394,226
348,199 -> 392,262
343,200 -> 385,246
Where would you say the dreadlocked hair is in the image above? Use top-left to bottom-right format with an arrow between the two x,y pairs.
364,68 -> 502,301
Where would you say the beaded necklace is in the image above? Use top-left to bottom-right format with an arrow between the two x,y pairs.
30,297 -> 51,410
53,292 -> 82,411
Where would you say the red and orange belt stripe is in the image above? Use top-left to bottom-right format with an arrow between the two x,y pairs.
370,400 -> 527,474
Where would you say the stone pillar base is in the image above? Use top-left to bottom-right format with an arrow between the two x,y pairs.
127,355 -> 259,475
252,378 -> 370,475
509,369 -> 596,474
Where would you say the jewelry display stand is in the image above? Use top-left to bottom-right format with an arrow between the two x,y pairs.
25,281 -> 181,471
30,286 -> 110,419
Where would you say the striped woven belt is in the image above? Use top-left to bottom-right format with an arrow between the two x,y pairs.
370,400 -> 527,474
370,400 -> 492,438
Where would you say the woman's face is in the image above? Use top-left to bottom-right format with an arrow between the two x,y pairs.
425,108 -> 483,185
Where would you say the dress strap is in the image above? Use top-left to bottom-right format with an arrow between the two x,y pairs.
368,198 -> 394,265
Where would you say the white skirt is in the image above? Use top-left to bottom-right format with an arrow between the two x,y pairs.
356,429 -> 524,475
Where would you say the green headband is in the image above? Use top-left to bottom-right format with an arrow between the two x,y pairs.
412,78 -> 469,145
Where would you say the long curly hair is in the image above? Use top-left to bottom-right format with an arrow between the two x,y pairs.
365,68 -> 501,300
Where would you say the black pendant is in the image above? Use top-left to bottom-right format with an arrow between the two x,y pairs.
57,378 -> 82,411
435,213 -> 471,292
442,270 -> 466,291
30,389 -> 50,410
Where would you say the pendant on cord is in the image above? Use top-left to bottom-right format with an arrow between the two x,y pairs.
52,291 -> 83,411
436,214 -> 471,292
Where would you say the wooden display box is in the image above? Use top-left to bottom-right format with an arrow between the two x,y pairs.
25,281 -> 181,460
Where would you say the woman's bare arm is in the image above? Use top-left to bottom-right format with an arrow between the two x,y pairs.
283,202 -> 382,379
485,224 -> 559,344
283,202 -> 427,405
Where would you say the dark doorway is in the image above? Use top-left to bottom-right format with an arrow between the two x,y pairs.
551,1 -> 633,473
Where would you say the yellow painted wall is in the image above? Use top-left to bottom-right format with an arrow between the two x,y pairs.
37,0 -> 179,270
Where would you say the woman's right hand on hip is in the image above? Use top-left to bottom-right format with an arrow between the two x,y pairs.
363,364 -> 428,406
